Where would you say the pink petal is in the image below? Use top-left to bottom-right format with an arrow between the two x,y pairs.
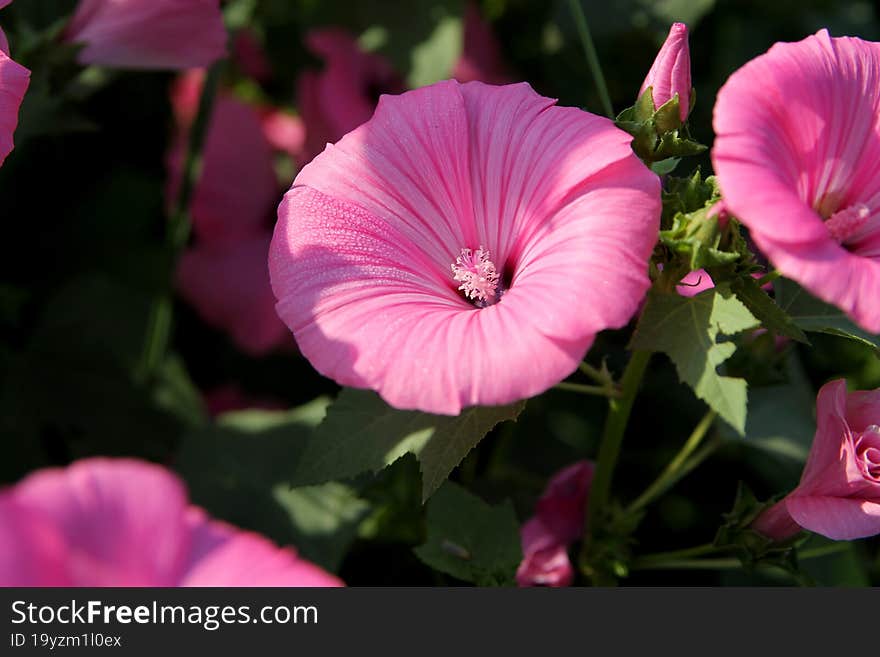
534,461 -> 594,543
639,22 -> 691,121
844,388 -> 880,434
177,234 -> 290,356
272,81 -> 659,414
751,499 -> 802,542
515,542 -> 574,587
261,109 -> 306,162
180,509 -> 343,587
64,0 -> 227,70
712,30 -> 880,332
10,458 -> 193,586
676,269 -> 714,297
786,495 -> 880,540
0,48 -> 29,166
167,92 -> 279,244
0,495 -> 70,586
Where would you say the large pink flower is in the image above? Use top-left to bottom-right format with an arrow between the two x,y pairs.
753,379 -> 880,541
0,458 -> 342,586
713,30 -> 880,333
64,0 -> 227,70
270,81 -> 660,414
0,1 -> 30,167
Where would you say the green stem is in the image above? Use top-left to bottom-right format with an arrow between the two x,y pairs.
754,269 -> 782,288
632,542 -> 849,572
555,381 -> 620,398
633,543 -> 723,566
138,63 -> 222,379
578,361 -> 612,385
566,0 -> 614,119
586,350 -> 652,534
626,410 -> 717,513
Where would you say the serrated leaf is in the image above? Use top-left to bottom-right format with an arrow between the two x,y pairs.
291,388 -> 525,501
775,279 -> 880,356
731,276 -> 809,344
413,482 -> 522,586
631,288 -> 759,434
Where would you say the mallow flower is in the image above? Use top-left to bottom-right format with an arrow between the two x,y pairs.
269,80 -> 660,415
639,22 -> 691,122
713,30 -> 880,333
0,0 -> 30,167
752,379 -> 880,542
64,0 -> 227,70
517,461 -> 594,587
0,458 -> 342,586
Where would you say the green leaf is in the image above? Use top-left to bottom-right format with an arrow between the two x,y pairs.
775,279 -> 880,356
630,288 -> 759,434
291,388 -> 525,501
731,276 -> 809,344
176,399 -> 370,571
413,482 -> 522,586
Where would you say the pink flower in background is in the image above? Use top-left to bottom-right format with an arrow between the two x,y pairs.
640,22 -> 691,121
64,0 -> 227,70
0,0 -> 30,167
233,29 -> 272,83
517,461 -> 594,587
0,458 -> 342,586
168,72 -> 278,244
713,30 -> 880,333
168,72 -> 290,356
297,29 -> 403,162
270,81 -> 660,414
260,109 -> 307,163
452,2 -> 511,85
177,235 -> 289,357
753,379 -> 880,541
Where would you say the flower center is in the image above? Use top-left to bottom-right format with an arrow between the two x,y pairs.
825,203 -> 870,244
451,246 -> 500,307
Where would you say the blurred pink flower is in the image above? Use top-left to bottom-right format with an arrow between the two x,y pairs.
452,2 -> 511,85
260,109 -> 306,163
517,461 -> 594,587
177,235 -> 290,357
233,29 -> 272,83
713,30 -> 880,333
64,0 -> 227,70
270,81 -> 660,414
0,1 -> 29,167
640,22 -> 691,121
0,458 -> 342,586
753,379 -> 880,541
168,72 -> 278,244
297,29 -> 403,162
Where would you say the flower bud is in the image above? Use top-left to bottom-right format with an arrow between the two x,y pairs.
639,22 -> 692,122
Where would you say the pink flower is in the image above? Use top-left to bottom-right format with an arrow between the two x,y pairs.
0,458 -> 342,586
0,2 -> 29,168
64,0 -> 227,70
452,2 -> 511,85
168,72 -> 279,244
270,81 -> 660,414
297,29 -> 404,162
639,22 -> 691,121
177,235 -> 290,357
260,109 -> 306,163
516,461 -> 594,587
752,379 -> 880,541
712,30 -> 880,333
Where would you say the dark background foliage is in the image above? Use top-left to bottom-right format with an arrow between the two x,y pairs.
1,0 -> 878,585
